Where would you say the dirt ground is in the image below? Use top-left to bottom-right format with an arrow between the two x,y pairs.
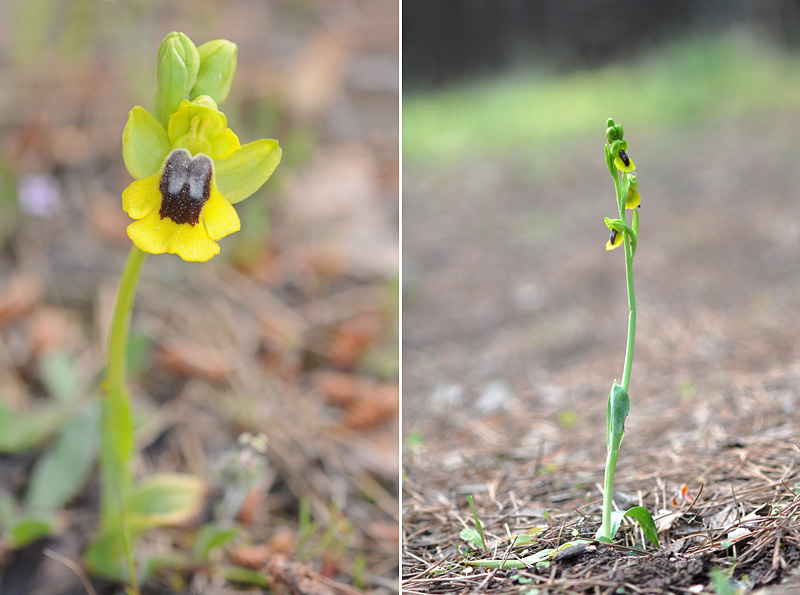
0,2 -> 398,594
402,114 -> 800,593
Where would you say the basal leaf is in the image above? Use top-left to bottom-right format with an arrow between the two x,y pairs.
460,528 -> 483,549
193,524 -> 239,563
25,402 -> 100,513
11,516 -> 54,548
127,473 -> 206,529
0,401 -> 64,453
39,351 -> 81,403
595,506 -> 659,547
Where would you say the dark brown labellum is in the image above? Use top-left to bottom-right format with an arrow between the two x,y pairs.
609,229 -> 618,245
618,149 -> 630,167
159,150 -> 212,226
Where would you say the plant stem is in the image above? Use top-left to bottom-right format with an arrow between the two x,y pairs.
619,205 -> 637,393
601,438 -> 619,540
600,169 -> 637,541
101,244 -> 147,593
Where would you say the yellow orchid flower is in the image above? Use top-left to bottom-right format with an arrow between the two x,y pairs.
605,228 -> 624,251
121,96 -> 281,262
624,174 -> 641,209
614,149 -> 635,173
625,187 -> 641,209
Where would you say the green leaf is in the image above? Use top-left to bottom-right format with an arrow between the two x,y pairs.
127,473 -> 206,530
710,568 -> 736,595
215,139 -> 282,204
0,401 -> 64,453
467,495 -> 488,553
512,533 -> 541,547
38,350 -> 80,403
193,524 -> 239,563
595,506 -> 659,547
84,529 -> 127,580
606,383 -> 630,450
460,528 -> 483,549
621,506 -> 659,547
25,402 -> 100,513
10,516 -> 53,547
631,209 -> 640,257
466,547 -> 555,569
215,564 -> 270,588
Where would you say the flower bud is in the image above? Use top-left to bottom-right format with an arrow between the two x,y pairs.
191,40 -> 238,104
154,32 -> 201,126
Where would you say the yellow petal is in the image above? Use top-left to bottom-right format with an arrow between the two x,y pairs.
122,174 -> 162,220
127,210 -> 176,255
605,229 -> 624,251
614,155 -> 636,173
167,222 -> 220,262
201,186 -> 240,241
128,210 -> 221,262
625,188 -> 641,209
208,128 -> 241,160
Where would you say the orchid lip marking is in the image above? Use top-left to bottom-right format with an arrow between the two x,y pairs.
159,150 -> 212,226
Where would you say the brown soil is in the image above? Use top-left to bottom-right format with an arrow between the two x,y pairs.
402,115 -> 800,594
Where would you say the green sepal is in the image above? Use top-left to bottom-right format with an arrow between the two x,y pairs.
154,32 -> 201,127
609,139 -> 628,155
631,209 -> 640,258
606,382 -> 629,452
215,138 -> 282,204
604,143 -> 615,175
594,506 -> 659,547
191,40 -> 238,105
122,107 -> 170,179
604,217 -> 632,235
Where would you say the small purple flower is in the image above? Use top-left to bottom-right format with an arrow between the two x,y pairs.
17,174 -> 62,216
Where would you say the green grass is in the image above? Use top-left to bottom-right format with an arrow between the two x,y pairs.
403,32 -> 800,163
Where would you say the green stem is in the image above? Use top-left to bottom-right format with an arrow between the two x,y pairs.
620,213 -> 637,393
600,168 -> 637,541
601,438 -> 620,540
101,244 -> 147,593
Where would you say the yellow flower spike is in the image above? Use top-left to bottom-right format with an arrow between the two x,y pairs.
121,96 -> 280,262
605,228 -> 624,251
614,149 -> 636,173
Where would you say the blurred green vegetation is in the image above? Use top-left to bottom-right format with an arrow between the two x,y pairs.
403,33 -> 800,163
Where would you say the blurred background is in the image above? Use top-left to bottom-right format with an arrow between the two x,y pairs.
0,1 -> 398,593
402,0 -> 800,492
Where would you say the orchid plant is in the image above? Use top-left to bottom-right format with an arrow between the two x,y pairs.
597,118 -> 657,547
466,120 -> 659,571
87,32 -> 281,590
